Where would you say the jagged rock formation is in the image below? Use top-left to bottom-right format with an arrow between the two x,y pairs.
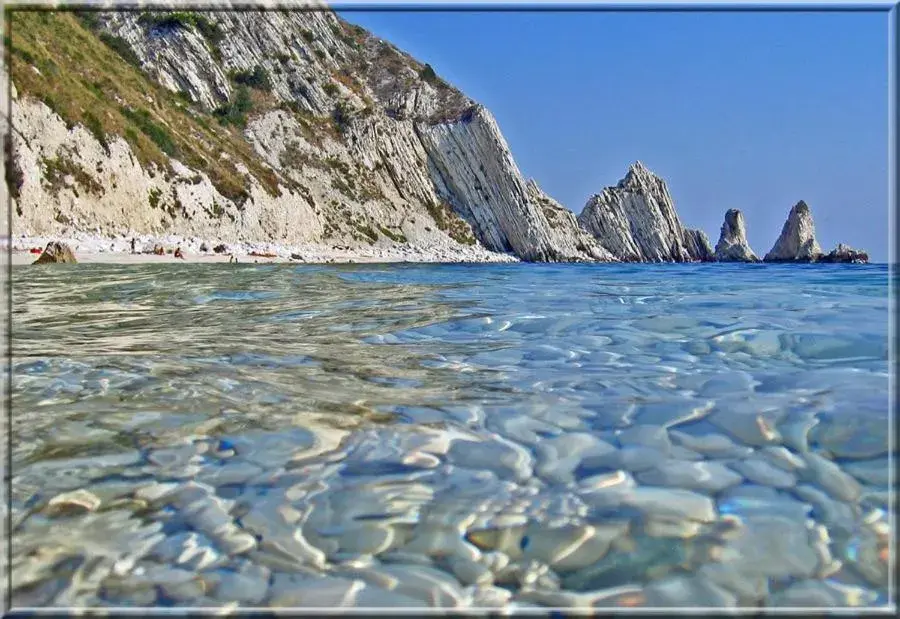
5,8 -> 603,263
714,209 -> 759,262
577,162 -> 712,263
819,243 -> 869,264
32,241 -> 77,264
414,107 -> 601,262
764,201 -> 823,263
683,228 -> 716,262
524,180 -> 615,262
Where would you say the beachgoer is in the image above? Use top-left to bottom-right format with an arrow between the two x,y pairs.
174,247 -> 184,259
130,238 -> 136,254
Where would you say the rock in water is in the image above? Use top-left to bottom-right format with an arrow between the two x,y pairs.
32,241 -> 77,264
683,228 -> 716,262
524,179 -> 616,262
819,243 -> 869,264
577,161 -> 710,262
763,201 -> 822,262
714,209 -> 759,262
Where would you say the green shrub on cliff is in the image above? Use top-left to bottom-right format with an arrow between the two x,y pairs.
137,11 -> 224,46
213,86 -> 254,128
120,107 -> 178,156
231,66 -> 272,92
420,63 -> 437,83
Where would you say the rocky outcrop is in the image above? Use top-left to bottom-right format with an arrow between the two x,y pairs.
577,162 -> 711,262
819,243 -> 869,264
714,209 -> 759,262
7,9 -> 603,263
683,228 -> 715,262
33,241 -> 77,264
524,179 -> 615,262
764,201 -> 822,262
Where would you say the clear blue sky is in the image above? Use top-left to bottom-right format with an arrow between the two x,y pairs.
338,9 -> 890,262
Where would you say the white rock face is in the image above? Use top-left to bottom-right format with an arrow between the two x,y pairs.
577,162 -> 711,262
97,9 -> 346,115
10,98 -> 322,244
8,8 -> 604,262
683,228 -> 715,263
715,208 -> 759,262
764,201 -> 822,262
525,179 -> 616,262
416,106 -> 609,262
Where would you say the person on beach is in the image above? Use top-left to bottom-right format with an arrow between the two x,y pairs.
174,246 -> 184,260
130,238 -> 136,254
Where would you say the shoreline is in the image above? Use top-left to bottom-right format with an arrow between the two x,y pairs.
5,236 -> 884,267
5,234 -> 520,266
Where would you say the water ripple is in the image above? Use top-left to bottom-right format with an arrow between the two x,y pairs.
9,262 -> 891,609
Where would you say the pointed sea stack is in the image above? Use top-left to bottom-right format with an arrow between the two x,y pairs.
763,201 -> 822,262
577,161 -> 712,262
714,208 -> 759,262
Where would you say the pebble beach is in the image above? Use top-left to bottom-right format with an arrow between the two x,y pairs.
8,234 -> 519,266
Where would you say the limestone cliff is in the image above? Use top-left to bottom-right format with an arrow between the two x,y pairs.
763,200 -> 823,262
714,208 -> 759,262
577,162 -> 712,263
5,8 -> 602,262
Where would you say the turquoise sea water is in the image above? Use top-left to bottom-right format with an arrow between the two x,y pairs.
9,262 -> 893,608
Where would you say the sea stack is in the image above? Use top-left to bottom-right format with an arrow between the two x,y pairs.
715,208 -> 759,262
577,161 -> 713,262
763,200 -> 822,262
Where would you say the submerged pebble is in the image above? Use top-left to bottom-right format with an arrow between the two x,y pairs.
620,487 -> 718,523
643,573 -> 738,607
636,460 -> 743,493
799,452 -> 863,503
729,456 -> 797,489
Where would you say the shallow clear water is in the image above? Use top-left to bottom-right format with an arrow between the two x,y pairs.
10,262 -> 893,608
